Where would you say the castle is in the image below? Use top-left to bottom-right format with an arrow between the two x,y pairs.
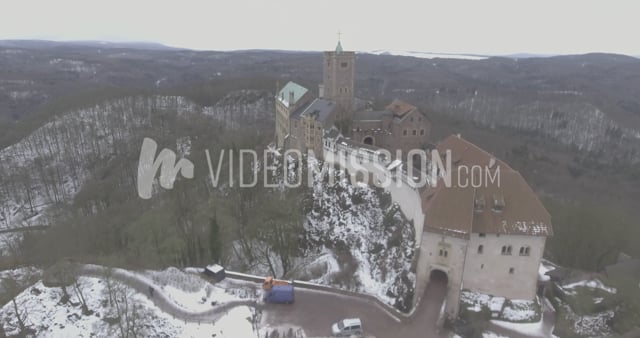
274,40 -> 553,320
274,39 -> 431,158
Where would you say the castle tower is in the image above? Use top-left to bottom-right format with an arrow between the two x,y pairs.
321,39 -> 355,121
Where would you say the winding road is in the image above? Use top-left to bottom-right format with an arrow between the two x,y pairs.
77,265 -> 556,337
261,279 -> 448,337
80,264 -> 449,337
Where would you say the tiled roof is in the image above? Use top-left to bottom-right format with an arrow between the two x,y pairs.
422,135 -> 553,237
386,99 -> 417,117
300,98 -> 336,126
436,134 -> 511,170
353,109 -> 390,121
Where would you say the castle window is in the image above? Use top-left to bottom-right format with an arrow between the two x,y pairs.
412,130 -> 417,136
420,129 -> 425,135
501,245 -> 512,255
403,130 -> 408,136
509,267 -> 515,274
479,233 -> 486,237
520,246 -> 531,256
474,195 -> 485,212
493,194 -> 506,212
439,249 -> 448,257
478,245 -> 484,254
481,264 -> 484,269
341,62 -> 348,68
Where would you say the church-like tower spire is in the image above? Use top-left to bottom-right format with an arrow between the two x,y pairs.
322,32 -> 355,121
335,30 -> 343,54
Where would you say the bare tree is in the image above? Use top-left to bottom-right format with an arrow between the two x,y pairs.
106,281 -> 148,338
44,261 -> 90,314
1,277 -> 28,334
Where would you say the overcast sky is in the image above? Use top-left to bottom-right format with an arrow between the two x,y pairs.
2,0 -> 639,55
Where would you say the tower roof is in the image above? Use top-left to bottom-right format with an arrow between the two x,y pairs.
335,40 -> 343,54
277,81 -> 309,108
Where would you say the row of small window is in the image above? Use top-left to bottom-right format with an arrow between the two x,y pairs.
325,61 -> 350,67
479,264 -> 517,275
476,245 -> 531,256
403,129 -> 426,136
441,246 -> 531,257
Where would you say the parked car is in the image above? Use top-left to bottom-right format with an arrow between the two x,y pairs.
331,318 -> 362,337
263,284 -> 294,304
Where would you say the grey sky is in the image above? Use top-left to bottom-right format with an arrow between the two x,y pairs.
2,0 -> 639,55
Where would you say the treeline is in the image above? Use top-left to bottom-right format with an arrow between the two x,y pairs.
545,199 -> 638,271
8,91 -> 310,278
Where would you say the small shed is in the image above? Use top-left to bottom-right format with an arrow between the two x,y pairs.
204,264 -> 226,282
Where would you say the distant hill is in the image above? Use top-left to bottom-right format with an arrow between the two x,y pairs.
0,42 -> 638,218
0,39 -> 179,50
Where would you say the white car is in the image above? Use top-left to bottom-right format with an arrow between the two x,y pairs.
331,318 -> 363,337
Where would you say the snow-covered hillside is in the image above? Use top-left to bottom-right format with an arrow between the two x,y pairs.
0,267 -> 261,337
202,89 -> 274,129
0,95 -> 198,232
0,90 -> 274,258
300,167 -> 416,311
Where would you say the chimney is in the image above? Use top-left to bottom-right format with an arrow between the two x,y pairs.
318,84 -> 325,98
289,91 -> 295,105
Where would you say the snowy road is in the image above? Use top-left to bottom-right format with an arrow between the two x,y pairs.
75,265 -> 555,338
262,278 -> 449,338
80,264 -> 450,337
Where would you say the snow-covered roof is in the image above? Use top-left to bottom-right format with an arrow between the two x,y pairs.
206,264 -> 224,273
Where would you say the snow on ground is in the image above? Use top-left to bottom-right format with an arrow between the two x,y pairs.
461,290 -> 505,314
461,290 -> 492,312
562,279 -> 617,295
81,265 -> 259,315
482,332 -> 509,338
491,312 -> 546,337
0,276 -> 259,337
0,266 -> 42,284
0,95 -> 199,233
259,325 -> 307,338
555,297 -> 614,338
461,290 -> 540,322
140,267 -> 257,312
501,298 -> 539,322
538,261 -> 555,282
301,166 -> 416,311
